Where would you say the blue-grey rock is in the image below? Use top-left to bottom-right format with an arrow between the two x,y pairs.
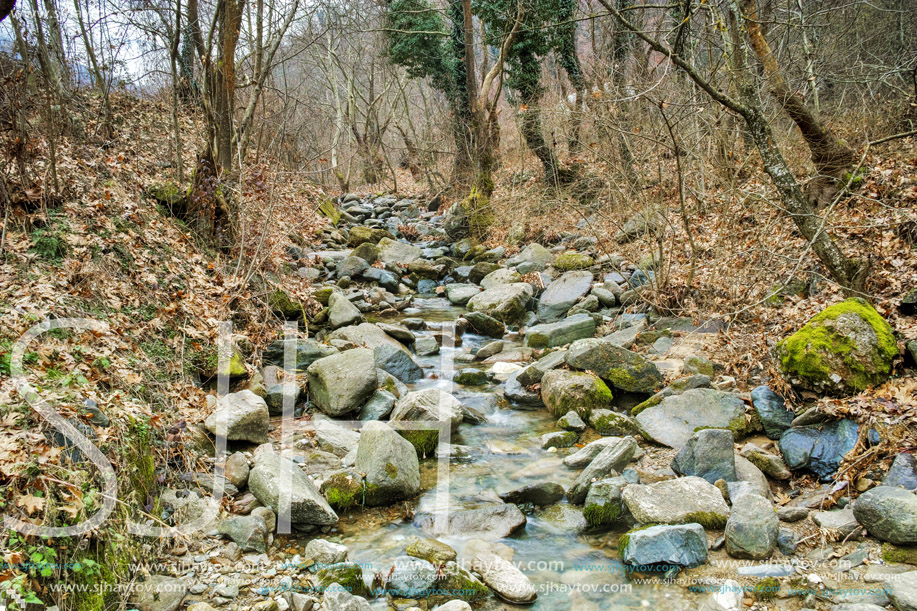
635,389 -> 749,449
263,338 -> 337,371
523,314 -> 596,348
619,523 -> 708,568
567,437 -> 638,504
778,419 -> 859,481
884,453 -> 917,490
536,271 -> 593,322
361,267 -> 399,292
725,493 -> 778,559
385,555 -> 436,598
777,528 -> 798,555
373,343 -> 423,383
565,339 -> 663,394
499,482 -> 565,506
671,429 -> 737,484
359,390 -> 396,421
751,386 -> 794,439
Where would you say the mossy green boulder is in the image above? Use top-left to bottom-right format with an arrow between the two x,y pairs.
317,199 -> 341,225
775,298 -> 897,395
541,369 -> 614,420
553,251 -> 594,271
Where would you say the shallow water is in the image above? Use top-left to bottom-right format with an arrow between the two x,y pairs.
304,296 -> 695,609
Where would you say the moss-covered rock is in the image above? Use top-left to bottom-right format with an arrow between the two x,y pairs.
316,563 -> 368,597
317,199 -> 341,226
881,543 -> 917,565
320,470 -> 365,511
541,369 -> 614,420
553,251 -> 594,271
269,289 -> 305,319
313,287 -> 334,306
775,298 -> 897,395
145,181 -> 187,206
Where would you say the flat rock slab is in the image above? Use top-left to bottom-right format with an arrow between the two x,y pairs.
414,504 -> 526,541
622,476 -> 730,525
634,388 -> 748,448
620,523 -> 708,568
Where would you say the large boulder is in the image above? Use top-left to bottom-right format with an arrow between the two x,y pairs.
540,369 -> 614,420
204,390 -> 270,444
523,314 -> 596,349
622,477 -> 730,527
466,283 -> 534,324
248,453 -> 338,525
462,311 -> 506,337
775,298 -> 897,395
852,486 -> 917,545
377,237 -> 423,265
778,418 -> 859,481
328,292 -> 363,329
307,348 -> 377,416
725,493 -> 778,559
536,271 -> 593,322
618,523 -> 707,568
634,389 -> 749,448
373,342 -> 423,383
566,339 -> 663,394
671,429 -> 737,484
389,389 -> 464,457
567,436 -> 637,504
355,421 -> 420,506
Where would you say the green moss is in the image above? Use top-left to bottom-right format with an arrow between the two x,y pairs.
318,199 -> 341,226
881,543 -> 917,565
635,329 -> 671,346
385,462 -> 399,478
583,502 -> 622,527
776,298 -> 897,393
269,289 -> 305,319
438,565 -> 492,601
753,577 -> 780,601
317,564 -> 368,597
592,411 -> 636,436
553,252 -> 594,271
145,182 -> 186,206
313,287 -> 334,306
683,511 -> 728,530
604,367 -> 639,392
399,429 -> 439,458
631,395 -> 662,416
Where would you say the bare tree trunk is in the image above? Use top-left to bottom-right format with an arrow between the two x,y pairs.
73,0 -> 113,137
0,0 -> 15,23
42,0 -> 69,85
168,0 -> 185,181
742,0 -> 857,206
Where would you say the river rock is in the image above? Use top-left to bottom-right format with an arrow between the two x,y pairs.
498,482 -> 565,506
516,350 -> 567,386
634,389 -> 749,448
361,267 -> 399,292
131,575 -> 187,611
583,476 -> 630,527
467,283 -> 533,324
523,314 -> 596,349
778,418 -> 859,481
336,256 -> 369,280
622,476 -> 730,526
377,323 -> 415,345
565,339 -> 662,393
355,421 -> 420,506
812,508 -> 860,538
740,443 -> 792,480
414,504 -> 526,540
884,453 -> 917,490
263,338 -> 338,372
321,583 -> 372,611
885,571 -> 917,611
377,237 -> 422,265
563,437 -> 628,468
725,493 -> 778,559
619,523 -> 707,568
224,452 -> 250,488
536,271 -> 593,322
672,429 -> 737,484
359,390 -> 396,421
406,537 -> 457,564
434,601 -> 473,611
503,370 -> 543,407
373,342 -> 423,383
852,486 -> 917,545
775,298 -> 897,395
507,243 -> 554,269
541,369 -> 613,420
218,514 -> 269,553
454,368 -> 489,386
385,555 -> 436,598
390,389 -> 464,434
589,409 -> 638,436
462,311 -> 506,337
468,261 -> 500,284
414,336 -> 440,356
204,390 -> 270,444
445,283 -> 481,306
305,538 -> 348,566
481,268 -> 522,289
248,453 -> 338,525
567,436 -> 638,504
472,550 -> 537,604
307,349 -> 377,416
750,386 -> 794,439
328,292 -> 363,330
558,410 -> 587,432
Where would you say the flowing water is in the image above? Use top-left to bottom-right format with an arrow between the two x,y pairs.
303,295 -> 696,610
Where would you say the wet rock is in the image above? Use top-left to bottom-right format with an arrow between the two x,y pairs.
385,555 -> 436,598
498,482 -> 565,506
523,314 -> 596,349
725,493 -> 777,559
249,453 -> 338,525
390,389 -> 464,455
503,371 -> 543,407
541,431 -> 577,449
445,283 -> 481,306
218,514 -> 269,553
671,429 -> 737,484
454,368 -> 488,386
618,523 -> 707,568
853,486 -> 917,545
307,348 -> 377,417
884,453 -> 917,490
537,271 -> 593,322
750,386 -> 794,439
740,443 -> 791,480
589,409 -> 638,436
319,582 -> 371,610
775,298 -> 897,395
563,437 -> 627,468
622,476 -> 730,527
583,475 -> 630,527
565,339 -> 662,394
373,342 -> 423,383
472,550 -> 537,604
131,575 -> 187,611
204,390 -> 270,444
433,601 -> 472,611
414,504 -> 526,540
355,421 -> 420,506
558,410 -> 587,432
414,336 -> 440,356
778,418 -> 859,481
516,350 -> 567,386
359,390 -> 396,421
467,283 -> 533,324
305,539 -> 348,566
462,311 -> 506,337
567,437 -> 638,504
406,537 -> 457,564
377,237 -> 423,265
541,369 -> 613,420
634,389 -> 749,449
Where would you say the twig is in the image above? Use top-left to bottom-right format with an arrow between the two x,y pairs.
869,129 -> 917,146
